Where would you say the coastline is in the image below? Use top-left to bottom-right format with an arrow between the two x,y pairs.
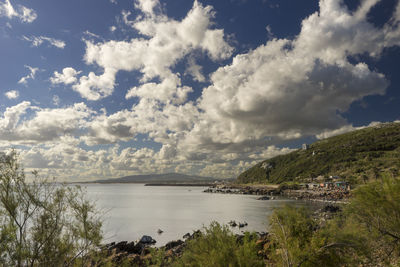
99,201 -> 341,266
203,183 -> 350,203
101,230 -> 270,265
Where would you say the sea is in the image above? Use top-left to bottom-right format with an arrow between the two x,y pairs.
83,183 -> 320,246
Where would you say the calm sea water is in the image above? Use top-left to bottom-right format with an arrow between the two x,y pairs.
83,183 -> 319,246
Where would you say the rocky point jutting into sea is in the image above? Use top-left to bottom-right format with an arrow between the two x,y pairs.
203,183 -> 350,202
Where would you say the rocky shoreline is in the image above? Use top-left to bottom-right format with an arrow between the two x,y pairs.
97,203 -> 342,266
100,229 -> 269,265
203,184 -> 350,202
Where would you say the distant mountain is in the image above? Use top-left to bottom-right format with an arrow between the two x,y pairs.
93,173 -> 218,184
237,122 -> 400,184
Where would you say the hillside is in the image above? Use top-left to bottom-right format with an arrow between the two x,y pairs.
237,122 -> 400,184
93,173 -> 217,184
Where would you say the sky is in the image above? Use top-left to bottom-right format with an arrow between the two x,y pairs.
0,0 -> 399,181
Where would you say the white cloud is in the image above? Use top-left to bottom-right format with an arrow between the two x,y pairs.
19,5 -> 37,23
0,101 -> 30,134
4,90 -> 19,99
82,99 -> 199,146
0,102 -> 93,144
72,68 -> 117,101
125,74 -> 193,104
65,0 -> 232,100
316,124 -> 359,140
134,0 -> 160,16
0,0 -> 37,23
182,0 -> 400,151
185,56 -> 205,82
248,145 -> 295,160
3,0 -> 400,180
52,95 -> 60,106
72,0 -> 400,178
18,65 -> 39,85
315,121 -> 383,139
50,67 -> 81,85
83,30 -> 101,39
266,25 -> 274,39
22,35 -> 66,49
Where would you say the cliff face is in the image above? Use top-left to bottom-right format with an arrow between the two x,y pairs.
237,123 -> 400,184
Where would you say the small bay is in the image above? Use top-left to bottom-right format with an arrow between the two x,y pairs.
84,183 -> 320,246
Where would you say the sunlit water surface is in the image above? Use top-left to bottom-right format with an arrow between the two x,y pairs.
83,183 -> 320,246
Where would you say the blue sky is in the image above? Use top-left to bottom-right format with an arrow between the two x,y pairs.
0,0 -> 399,181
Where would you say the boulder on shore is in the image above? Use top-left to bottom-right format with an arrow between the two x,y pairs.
139,235 -> 156,245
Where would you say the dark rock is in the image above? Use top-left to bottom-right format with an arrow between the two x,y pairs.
257,196 -> 270,200
165,239 -> 184,250
228,220 -> 237,227
133,242 -> 146,254
113,241 -> 128,252
139,235 -> 156,245
183,233 -> 191,239
124,241 -> 139,254
322,205 -> 341,213
238,222 -> 248,228
157,229 -> 163,234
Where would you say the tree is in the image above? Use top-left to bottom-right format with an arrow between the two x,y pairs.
0,151 -> 103,266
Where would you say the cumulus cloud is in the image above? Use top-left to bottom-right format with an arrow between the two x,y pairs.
4,90 -> 19,99
4,0 -> 400,180
0,102 -> 93,144
134,0 -> 160,16
18,65 -> 39,85
184,0 -> 399,151
185,56 -> 206,82
315,121 -> 383,139
0,101 -> 30,136
125,74 -> 193,104
52,95 -> 60,106
248,146 -> 295,160
0,0 -> 37,23
50,67 -> 81,85
22,35 -> 66,49
83,99 -> 199,146
64,0 -> 232,100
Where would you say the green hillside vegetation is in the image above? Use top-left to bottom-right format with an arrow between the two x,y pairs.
237,122 -> 400,184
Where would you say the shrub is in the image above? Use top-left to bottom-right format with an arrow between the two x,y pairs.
0,151 -> 102,266
268,176 -> 400,266
346,175 -> 400,265
172,222 -> 264,267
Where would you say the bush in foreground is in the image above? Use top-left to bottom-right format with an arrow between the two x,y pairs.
268,175 -> 400,267
171,222 -> 264,267
0,151 -> 103,266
